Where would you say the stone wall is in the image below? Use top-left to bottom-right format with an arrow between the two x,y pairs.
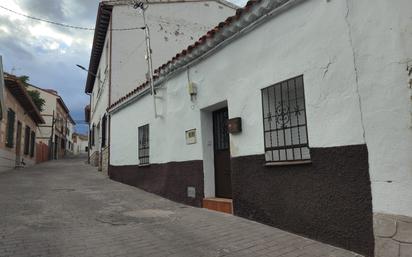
90,151 -> 99,167
374,213 -> 412,257
101,147 -> 109,176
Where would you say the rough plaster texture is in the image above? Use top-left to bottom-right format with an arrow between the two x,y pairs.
0,158 -> 361,257
109,160 -> 204,207
231,145 -> 373,256
111,0 -> 412,218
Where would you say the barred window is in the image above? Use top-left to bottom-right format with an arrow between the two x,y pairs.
138,124 -> 149,165
261,75 -> 310,162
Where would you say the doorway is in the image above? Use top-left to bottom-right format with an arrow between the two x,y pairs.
54,135 -> 58,160
212,107 -> 232,198
15,121 -> 22,166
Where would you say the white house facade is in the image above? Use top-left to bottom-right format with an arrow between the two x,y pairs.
27,85 -> 74,160
84,0 -> 236,173
107,0 -> 412,256
72,133 -> 88,155
66,118 -> 75,155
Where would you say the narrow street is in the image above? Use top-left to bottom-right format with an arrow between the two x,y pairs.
0,158 -> 361,257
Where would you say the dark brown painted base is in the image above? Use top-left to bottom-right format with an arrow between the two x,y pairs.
108,160 -> 204,207
231,144 -> 374,256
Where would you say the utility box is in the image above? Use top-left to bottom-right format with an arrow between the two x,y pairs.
185,129 -> 197,144
228,117 -> 242,134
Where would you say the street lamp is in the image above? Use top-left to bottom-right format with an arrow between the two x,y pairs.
76,64 -> 104,85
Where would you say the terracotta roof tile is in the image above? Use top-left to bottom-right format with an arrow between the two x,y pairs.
109,0 -> 289,111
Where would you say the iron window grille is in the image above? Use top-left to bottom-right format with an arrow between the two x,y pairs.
213,108 -> 230,151
138,124 -> 149,165
261,75 -> 310,162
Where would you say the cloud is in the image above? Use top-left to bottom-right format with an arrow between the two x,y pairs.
0,0 -> 97,133
230,0 -> 248,7
0,0 -> 244,134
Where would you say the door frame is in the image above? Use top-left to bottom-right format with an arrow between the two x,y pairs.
15,121 -> 22,166
200,101 -> 231,198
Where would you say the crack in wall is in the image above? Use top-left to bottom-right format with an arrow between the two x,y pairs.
322,60 -> 332,79
344,0 -> 367,143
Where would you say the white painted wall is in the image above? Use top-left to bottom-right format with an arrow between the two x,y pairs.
346,0 -> 412,217
73,135 -> 88,155
27,86 -> 58,144
111,1 -> 235,102
111,0 -> 412,216
89,28 -> 110,157
111,72 -> 203,165
90,1 -> 235,157
66,122 -> 74,152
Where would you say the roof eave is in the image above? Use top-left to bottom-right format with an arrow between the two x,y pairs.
85,3 -> 113,94
108,0 -> 307,113
4,78 -> 45,124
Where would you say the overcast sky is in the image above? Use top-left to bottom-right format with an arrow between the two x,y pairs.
0,0 -> 247,134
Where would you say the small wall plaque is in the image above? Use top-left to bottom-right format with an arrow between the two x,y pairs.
187,186 -> 196,198
185,129 -> 197,144
228,117 -> 242,134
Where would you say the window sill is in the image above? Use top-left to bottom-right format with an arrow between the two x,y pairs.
138,164 -> 151,167
264,160 -> 312,167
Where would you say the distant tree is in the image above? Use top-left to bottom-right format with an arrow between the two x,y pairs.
17,75 -> 45,112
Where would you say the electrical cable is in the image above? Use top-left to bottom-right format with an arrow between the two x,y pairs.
0,5 -> 143,31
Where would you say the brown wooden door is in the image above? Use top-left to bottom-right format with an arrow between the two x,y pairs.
213,108 -> 232,199
15,121 -> 22,166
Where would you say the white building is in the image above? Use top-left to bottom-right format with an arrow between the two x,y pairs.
66,118 -> 76,155
72,133 -> 89,155
26,85 -> 75,160
107,0 -> 412,256
84,0 -> 237,173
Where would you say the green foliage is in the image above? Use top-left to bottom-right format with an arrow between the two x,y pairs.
27,90 -> 45,112
17,75 -> 45,112
17,75 -> 30,83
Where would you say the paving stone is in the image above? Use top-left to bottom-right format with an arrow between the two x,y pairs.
394,221 -> 412,243
400,243 -> 412,257
374,214 -> 397,237
0,157 -> 360,257
375,237 -> 399,257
